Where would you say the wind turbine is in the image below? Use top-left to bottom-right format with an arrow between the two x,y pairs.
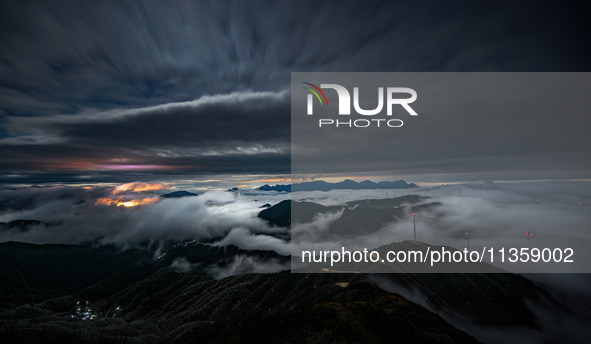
464,232 -> 470,250
411,212 -> 416,243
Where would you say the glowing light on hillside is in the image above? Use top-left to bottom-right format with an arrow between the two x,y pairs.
112,182 -> 169,195
95,198 -> 116,206
94,196 -> 159,207
119,197 -> 159,207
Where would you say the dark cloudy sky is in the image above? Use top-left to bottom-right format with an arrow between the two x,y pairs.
1,0 -> 590,186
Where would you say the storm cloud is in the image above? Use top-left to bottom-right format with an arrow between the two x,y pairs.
1,0 -> 590,184
0,90 -> 291,182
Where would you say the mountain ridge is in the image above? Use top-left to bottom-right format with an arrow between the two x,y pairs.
257,179 -> 418,192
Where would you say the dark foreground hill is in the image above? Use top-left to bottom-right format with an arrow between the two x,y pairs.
0,269 -> 479,344
258,200 -> 342,227
258,195 -> 432,230
0,241 -> 576,343
0,241 -> 288,306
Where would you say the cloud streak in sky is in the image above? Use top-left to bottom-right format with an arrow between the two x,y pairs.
0,90 -> 290,183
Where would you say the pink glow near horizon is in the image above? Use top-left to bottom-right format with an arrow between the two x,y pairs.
97,164 -> 175,171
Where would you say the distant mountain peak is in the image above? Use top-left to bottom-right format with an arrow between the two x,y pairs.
292,179 -> 417,192
257,180 -> 417,193
160,190 -> 198,198
257,184 -> 291,192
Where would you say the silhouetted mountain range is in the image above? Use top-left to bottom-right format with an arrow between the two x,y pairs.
160,190 -> 198,198
294,179 -> 417,192
257,184 -> 291,192
257,179 -> 418,192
